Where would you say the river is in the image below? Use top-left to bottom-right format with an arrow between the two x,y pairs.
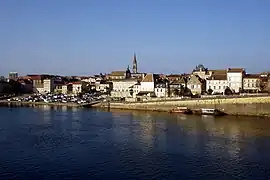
0,106 -> 270,180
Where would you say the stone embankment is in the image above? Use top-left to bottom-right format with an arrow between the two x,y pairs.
94,96 -> 270,117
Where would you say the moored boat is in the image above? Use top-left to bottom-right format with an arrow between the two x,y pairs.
170,107 -> 192,114
200,108 -> 226,116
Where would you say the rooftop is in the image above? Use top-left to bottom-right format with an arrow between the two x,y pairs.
227,68 -> 245,73
207,74 -> 227,80
244,74 -> 260,79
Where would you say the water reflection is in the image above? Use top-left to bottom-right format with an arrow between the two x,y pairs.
1,107 -> 270,179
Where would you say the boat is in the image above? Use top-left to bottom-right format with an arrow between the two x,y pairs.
170,107 -> 192,114
200,108 -> 226,116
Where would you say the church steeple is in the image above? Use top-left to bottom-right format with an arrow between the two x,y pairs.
132,52 -> 138,73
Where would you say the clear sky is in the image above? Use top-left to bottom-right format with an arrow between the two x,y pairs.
0,0 -> 269,76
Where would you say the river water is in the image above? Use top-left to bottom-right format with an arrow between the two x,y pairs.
0,106 -> 270,180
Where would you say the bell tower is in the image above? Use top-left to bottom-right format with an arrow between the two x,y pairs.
132,53 -> 138,73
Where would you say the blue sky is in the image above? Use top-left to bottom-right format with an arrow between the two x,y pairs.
0,0 -> 269,76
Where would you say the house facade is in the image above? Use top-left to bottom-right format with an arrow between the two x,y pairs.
187,75 -> 205,95
227,68 -> 245,93
155,82 -> 169,97
206,74 -> 228,94
43,79 -> 55,93
243,74 -> 260,92
169,77 -> 186,97
72,82 -> 82,94
110,79 -> 138,98
95,81 -> 113,92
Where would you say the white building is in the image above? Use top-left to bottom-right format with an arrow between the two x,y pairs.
43,79 -> 55,93
155,83 -> 169,97
243,74 -> 260,92
139,74 -> 156,92
8,72 -> 18,81
206,74 -> 228,94
135,73 -> 168,98
227,68 -> 245,93
95,81 -> 112,92
110,79 -> 138,98
72,82 -> 82,94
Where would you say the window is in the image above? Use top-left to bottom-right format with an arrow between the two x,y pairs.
209,86 -> 211,89
214,86 -> 216,89
160,89 -> 163,92
157,89 -> 159,92
191,85 -> 194,89
219,86 -> 221,89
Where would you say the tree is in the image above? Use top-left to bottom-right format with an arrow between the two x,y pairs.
81,82 -> 91,93
129,89 -> 134,96
173,88 -> 179,96
183,87 -> 192,97
224,87 -> 233,95
207,88 -> 213,95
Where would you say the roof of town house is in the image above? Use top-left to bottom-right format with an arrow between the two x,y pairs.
110,79 -> 138,82
207,74 -> 227,80
141,74 -> 160,83
141,74 -> 154,82
244,74 -> 260,79
227,68 -> 245,73
170,78 -> 186,84
210,69 -> 227,74
187,74 -> 204,84
28,75 -> 42,80
110,71 -> 126,76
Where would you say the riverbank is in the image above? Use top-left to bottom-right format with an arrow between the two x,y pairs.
94,96 -> 270,117
0,100 -> 80,107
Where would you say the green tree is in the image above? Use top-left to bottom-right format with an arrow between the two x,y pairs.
207,88 -> 213,95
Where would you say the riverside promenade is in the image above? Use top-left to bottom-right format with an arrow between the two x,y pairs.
94,95 -> 270,117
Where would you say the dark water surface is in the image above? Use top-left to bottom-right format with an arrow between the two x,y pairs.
0,106 -> 270,180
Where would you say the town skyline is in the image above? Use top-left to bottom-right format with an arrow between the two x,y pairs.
0,0 -> 269,75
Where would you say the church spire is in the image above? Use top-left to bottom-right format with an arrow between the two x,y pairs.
132,52 -> 137,73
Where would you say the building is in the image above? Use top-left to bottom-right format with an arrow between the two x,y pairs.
30,75 -> 44,93
43,79 -> 55,93
107,67 -> 131,80
192,65 -> 211,80
243,74 -> 260,92
169,77 -> 186,96
227,68 -> 245,93
8,72 -> 18,81
187,75 -> 206,95
134,73 -> 169,98
95,81 -> 112,93
206,74 -> 228,94
155,81 -> 169,98
72,82 -> 82,94
62,83 -> 72,94
110,79 -> 138,99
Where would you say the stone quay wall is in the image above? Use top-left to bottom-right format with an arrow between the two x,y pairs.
95,96 -> 270,116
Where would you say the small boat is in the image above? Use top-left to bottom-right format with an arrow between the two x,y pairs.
200,108 -> 226,116
170,107 -> 192,114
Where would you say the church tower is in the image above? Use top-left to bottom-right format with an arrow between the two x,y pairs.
132,53 -> 138,73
